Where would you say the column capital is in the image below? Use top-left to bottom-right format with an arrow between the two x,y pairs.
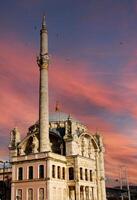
37,54 -> 49,70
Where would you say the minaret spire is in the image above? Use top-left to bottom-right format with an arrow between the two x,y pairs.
42,15 -> 46,29
37,16 -> 51,152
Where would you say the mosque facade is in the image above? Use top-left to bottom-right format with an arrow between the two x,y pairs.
1,17 -> 106,200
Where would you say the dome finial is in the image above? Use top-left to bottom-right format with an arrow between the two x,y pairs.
55,101 -> 60,112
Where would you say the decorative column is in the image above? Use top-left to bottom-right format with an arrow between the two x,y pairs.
37,16 -> 51,152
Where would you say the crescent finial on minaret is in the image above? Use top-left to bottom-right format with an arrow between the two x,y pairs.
42,15 -> 46,29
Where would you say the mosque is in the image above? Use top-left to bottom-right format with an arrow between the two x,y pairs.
0,17 -> 106,200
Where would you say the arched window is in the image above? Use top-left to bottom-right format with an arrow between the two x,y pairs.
52,165 -> 55,178
90,170 -> 92,181
80,167 -> 83,180
18,167 -> 23,180
39,188 -> 44,200
85,187 -> 89,200
29,166 -> 33,179
80,186 -> 84,200
39,165 -> 44,178
17,189 -> 22,200
57,166 -> 61,179
62,167 -> 65,179
85,169 -> 88,181
69,186 -> 75,200
28,188 -> 33,200
69,167 -> 74,180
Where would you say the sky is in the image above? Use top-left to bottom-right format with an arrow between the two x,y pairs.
0,0 -> 137,185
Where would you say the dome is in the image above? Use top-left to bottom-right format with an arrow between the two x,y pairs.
49,112 -> 79,122
49,112 -> 69,122
50,129 -> 62,138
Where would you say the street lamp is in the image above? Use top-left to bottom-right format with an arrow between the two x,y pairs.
119,166 -> 131,200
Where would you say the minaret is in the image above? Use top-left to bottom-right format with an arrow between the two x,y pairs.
37,16 -> 51,152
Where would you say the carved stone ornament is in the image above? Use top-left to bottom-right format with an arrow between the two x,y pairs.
37,54 -> 49,69
9,127 -> 20,148
18,147 -> 25,156
81,137 -> 85,156
32,135 -> 39,153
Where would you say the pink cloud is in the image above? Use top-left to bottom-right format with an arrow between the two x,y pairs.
0,38 -> 38,134
0,37 -> 137,183
49,56 -> 125,113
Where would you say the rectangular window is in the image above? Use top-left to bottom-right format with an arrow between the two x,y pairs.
39,188 -> 44,200
39,165 -> 44,179
69,167 -> 74,180
90,170 -> 92,181
29,166 -> 33,179
85,169 -> 88,181
18,167 -> 23,180
57,166 -> 61,179
28,188 -> 33,200
52,165 -> 55,178
62,167 -> 65,179
80,168 -> 83,180
17,189 -> 22,200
